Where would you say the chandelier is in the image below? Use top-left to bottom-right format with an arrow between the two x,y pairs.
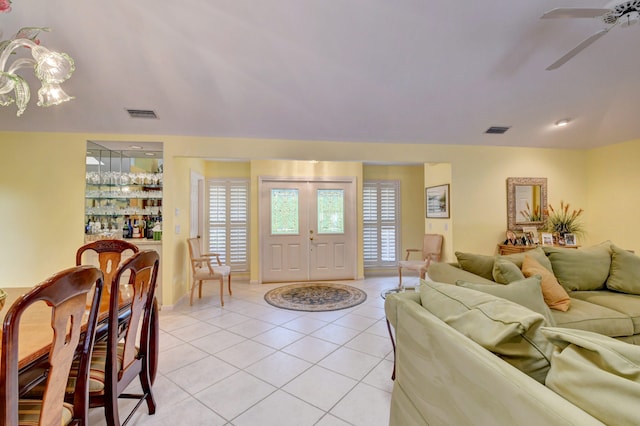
0,27 -> 75,116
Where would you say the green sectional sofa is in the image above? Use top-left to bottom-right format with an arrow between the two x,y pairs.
385,242 -> 640,425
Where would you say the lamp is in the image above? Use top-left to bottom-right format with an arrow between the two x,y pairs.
0,27 -> 75,116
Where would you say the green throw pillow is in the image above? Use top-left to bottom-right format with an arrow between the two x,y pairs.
606,245 -> 640,295
455,252 -> 495,281
457,276 -> 556,326
541,327 -> 640,426
543,241 -> 612,291
503,246 -> 554,272
492,257 -> 526,284
420,280 -> 554,383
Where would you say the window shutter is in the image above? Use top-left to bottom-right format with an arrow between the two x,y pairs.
363,180 -> 400,267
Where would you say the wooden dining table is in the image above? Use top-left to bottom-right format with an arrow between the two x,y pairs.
0,284 -> 159,393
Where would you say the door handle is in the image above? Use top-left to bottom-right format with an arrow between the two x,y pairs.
309,229 -> 314,241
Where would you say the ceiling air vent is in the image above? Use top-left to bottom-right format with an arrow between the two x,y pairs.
485,126 -> 511,134
126,109 -> 158,119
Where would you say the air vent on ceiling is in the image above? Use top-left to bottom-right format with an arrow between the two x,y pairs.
126,109 -> 158,119
485,126 -> 511,134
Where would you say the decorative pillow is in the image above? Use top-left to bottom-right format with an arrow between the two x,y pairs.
492,257 -> 525,284
457,276 -> 556,326
455,252 -> 495,281
503,246 -> 554,272
541,327 -> 640,426
522,255 -> 571,312
420,280 -> 554,383
543,241 -> 612,291
606,245 -> 640,295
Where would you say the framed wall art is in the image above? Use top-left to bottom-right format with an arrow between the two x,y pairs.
426,184 -> 450,218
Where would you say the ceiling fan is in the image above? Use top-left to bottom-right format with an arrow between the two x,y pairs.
541,0 -> 640,70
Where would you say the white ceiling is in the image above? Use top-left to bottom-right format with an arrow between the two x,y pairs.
2,0 -> 640,150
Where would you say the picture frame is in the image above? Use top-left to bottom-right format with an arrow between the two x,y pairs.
426,184 -> 450,218
564,233 -> 577,246
541,232 -> 554,246
521,226 -> 539,244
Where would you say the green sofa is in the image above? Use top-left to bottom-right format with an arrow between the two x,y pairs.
385,242 -> 640,425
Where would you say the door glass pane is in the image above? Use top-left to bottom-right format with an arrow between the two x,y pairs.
317,189 -> 344,234
271,189 -> 299,234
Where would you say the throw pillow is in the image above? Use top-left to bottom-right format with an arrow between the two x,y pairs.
457,276 -> 556,326
455,252 -> 495,281
420,280 -> 554,383
521,255 -> 571,312
503,246 -> 554,272
492,257 -> 526,284
541,327 -> 640,426
543,241 -> 612,291
606,245 -> 640,295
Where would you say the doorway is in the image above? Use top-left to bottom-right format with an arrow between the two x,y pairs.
259,177 -> 357,283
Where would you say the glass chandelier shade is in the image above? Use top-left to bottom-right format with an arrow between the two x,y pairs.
0,28 -> 75,116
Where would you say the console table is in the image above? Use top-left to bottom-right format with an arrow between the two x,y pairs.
498,244 -> 578,255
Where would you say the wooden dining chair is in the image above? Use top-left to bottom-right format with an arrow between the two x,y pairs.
81,249 -> 160,426
187,237 -> 231,306
0,265 -> 104,426
76,239 -> 139,289
398,233 -> 444,288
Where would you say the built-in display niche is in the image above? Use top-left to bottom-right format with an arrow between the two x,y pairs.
85,141 -> 163,240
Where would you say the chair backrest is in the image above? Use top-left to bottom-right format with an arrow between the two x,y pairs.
422,234 -> 444,262
105,250 -> 159,390
76,239 -> 139,291
187,237 -> 204,274
0,266 -> 104,426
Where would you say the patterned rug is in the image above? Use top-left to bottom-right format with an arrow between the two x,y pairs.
264,283 -> 367,312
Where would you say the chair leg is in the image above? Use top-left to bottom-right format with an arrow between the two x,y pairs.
104,384 -> 120,426
219,277 -> 224,306
140,363 -> 157,416
198,281 -> 203,299
189,280 -> 196,306
398,267 -> 403,287
228,274 -> 232,295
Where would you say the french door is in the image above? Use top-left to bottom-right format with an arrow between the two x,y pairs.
259,177 -> 356,283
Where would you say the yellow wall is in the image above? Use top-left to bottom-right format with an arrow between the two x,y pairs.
0,131 -> 607,306
587,139 -> 640,252
425,163 -> 453,261
363,165 -> 425,265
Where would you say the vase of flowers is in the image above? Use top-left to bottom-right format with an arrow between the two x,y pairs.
544,201 -> 585,238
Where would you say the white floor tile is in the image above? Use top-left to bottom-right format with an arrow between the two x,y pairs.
252,326 -> 305,349
227,318 -> 275,338
311,323 -> 361,345
189,329 -> 246,354
282,316 -> 329,334
282,336 -> 339,364
157,343 -> 208,375
233,390 -> 324,426
245,351 -> 312,388
215,339 -> 276,369
345,331 -> 393,359
282,365 -> 357,411
331,383 -> 392,426
165,355 -> 239,394
318,346 -> 381,380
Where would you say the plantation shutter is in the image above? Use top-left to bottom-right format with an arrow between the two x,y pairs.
207,179 -> 249,271
363,180 -> 400,267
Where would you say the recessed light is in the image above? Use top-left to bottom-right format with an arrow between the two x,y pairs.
129,145 -> 143,149
555,119 -> 570,127
145,152 -> 155,156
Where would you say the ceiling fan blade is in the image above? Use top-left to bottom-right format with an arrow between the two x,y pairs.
541,8 -> 611,19
546,28 -> 609,70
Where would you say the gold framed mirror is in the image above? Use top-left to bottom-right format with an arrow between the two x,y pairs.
507,177 -> 547,231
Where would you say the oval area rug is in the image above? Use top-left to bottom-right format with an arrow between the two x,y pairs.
264,283 -> 367,312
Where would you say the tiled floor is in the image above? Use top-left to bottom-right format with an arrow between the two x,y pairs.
88,275 -> 414,425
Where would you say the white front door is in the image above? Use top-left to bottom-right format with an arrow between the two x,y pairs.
259,178 -> 356,283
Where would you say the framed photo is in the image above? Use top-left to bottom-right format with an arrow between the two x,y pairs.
521,226 -> 539,244
426,184 -> 450,218
564,233 -> 577,246
541,232 -> 554,246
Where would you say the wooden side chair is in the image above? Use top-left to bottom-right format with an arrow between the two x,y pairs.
0,265 -> 104,426
76,239 -> 139,289
80,249 -> 160,426
187,237 -> 231,306
398,233 -> 444,288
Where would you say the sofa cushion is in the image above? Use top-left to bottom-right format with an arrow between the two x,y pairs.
541,327 -> 640,426
522,255 -> 571,312
543,241 -> 612,291
551,298 -> 635,338
419,280 -> 554,383
571,291 -> 640,335
455,252 -> 495,281
492,257 -> 525,284
428,262 -> 496,285
606,245 -> 640,295
457,276 -> 556,326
